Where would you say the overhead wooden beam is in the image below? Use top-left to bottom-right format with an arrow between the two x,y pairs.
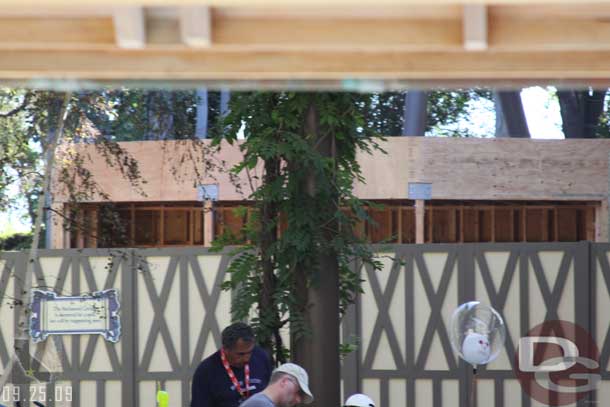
5,49 -> 610,81
463,5 -> 487,51
3,0 -> 610,6
4,11 -> 610,52
490,17 -> 610,51
0,17 -> 115,48
112,7 -> 146,49
180,6 -> 211,47
212,17 -> 461,50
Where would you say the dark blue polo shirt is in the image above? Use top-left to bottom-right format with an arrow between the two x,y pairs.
191,346 -> 272,407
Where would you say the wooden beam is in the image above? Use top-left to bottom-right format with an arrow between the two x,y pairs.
4,11 -> 610,52
6,49 -> 610,81
490,17 -> 610,51
212,17 -> 461,50
180,6 -> 211,47
113,7 -> 146,49
0,17 -> 115,49
5,0 -> 610,6
463,5 -> 487,51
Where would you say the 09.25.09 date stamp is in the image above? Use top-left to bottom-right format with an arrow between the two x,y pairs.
0,384 -> 72,404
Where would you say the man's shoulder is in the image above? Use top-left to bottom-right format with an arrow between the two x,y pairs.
251,346 -> 271,363
195,350 -> 221,374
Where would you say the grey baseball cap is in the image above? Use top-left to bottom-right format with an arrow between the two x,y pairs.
274,363 -> 314,404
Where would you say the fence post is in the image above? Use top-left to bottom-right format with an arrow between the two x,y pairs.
121,249 -> 137,407
458,245 -> 476,407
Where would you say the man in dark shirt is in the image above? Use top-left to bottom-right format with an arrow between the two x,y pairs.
191,322 -> 272,407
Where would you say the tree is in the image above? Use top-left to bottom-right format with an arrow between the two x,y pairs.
0,89 -> 39,225
0,88 -> 214,234
359,89 -> 492,137
213,92 -> 383,407
557,89 -> 606,138
494,90 -> 531,138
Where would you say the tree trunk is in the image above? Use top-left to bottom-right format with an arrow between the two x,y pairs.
402,90 -> 428,136
220,90 -> 231,117
4,93 -> 71,401
259,156 -> 285,364
291,102 -> 341,407
195,88 -> 209,139
557,90 -> 606,138
146,91 -> 175,139
494,90 -> 531,138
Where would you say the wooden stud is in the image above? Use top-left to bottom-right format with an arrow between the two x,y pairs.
112,6 -> 146,49
459,206 -> 465,243
586,207 -> 596,241
180,6 -> 211,47
428,205 -> 433,243
203,201 -> 214,247
90,207 -> 98,248
472,209 -> 478,242
463,5 -> 487,51
397,205 -> 403,243
130,203 -> 135,246
553,208 -> 558,242
596,201 -> 607,242
541,208 -> 548,241
521,207 -> 526,242
415,199 -> 425,244
159,205 -> 164,245
187,209 -> 193,245
387,207 -> 393,242
490,206 -> 495,242
76,209 -> 85,249
508,208 -> 515,240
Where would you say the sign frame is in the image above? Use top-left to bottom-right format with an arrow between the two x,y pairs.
29,289 -> 121,343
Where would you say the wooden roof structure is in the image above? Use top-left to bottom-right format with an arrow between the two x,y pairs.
3,1 -> 610,86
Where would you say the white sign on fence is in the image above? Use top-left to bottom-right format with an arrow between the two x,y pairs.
30,289 -> 121,343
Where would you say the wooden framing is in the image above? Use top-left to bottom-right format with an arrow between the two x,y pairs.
3,4 -> 610,81
62,200 -> 599,248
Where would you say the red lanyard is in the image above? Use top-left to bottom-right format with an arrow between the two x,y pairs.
220,348 -> 250,399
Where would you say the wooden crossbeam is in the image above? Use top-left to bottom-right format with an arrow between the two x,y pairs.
1,4 -> 610,80
3,12 -> 610,52
3,0 -> 610,6
4,49 -> 610,81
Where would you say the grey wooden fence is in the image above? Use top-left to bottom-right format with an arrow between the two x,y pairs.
0,243 -> 608,407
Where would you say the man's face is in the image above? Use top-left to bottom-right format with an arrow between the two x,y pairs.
224,339 -> 255,368
278,376 -> 304,407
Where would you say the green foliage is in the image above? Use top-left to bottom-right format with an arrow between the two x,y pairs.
0,231 -> 34,250
75,89 -> 200,141
594,91 -> 610,138
0,89 -> 41,224
212,92 -> 384,362
0,88 -> 210,236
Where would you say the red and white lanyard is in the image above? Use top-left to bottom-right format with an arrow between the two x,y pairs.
220,348 -> 250,400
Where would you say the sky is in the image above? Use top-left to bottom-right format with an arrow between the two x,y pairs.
0,86 -> 567,235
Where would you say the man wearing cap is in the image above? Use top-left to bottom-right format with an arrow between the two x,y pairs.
192,322 -> 273,407
239,363 -> 314,407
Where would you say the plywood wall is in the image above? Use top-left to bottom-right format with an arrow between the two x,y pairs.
53,138 -> 610,203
